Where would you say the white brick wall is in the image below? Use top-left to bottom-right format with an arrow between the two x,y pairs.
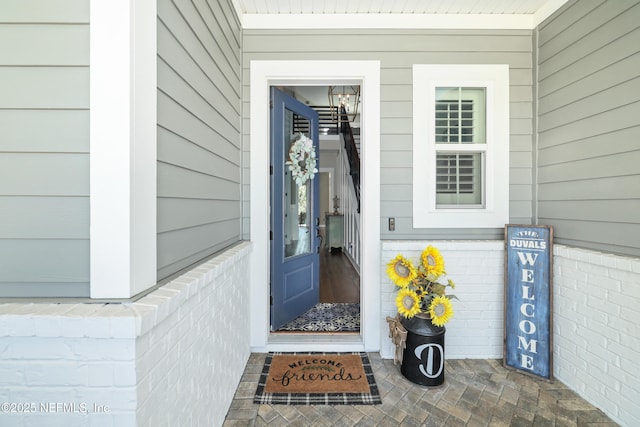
135,243 -> 252,426
553,245 -> 640,427
3,240 -> 637,426
380,241 -> 640,427
0,242 -> 252,427
380,240 -> 505,360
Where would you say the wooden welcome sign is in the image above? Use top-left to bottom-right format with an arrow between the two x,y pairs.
504,225 -> 553,380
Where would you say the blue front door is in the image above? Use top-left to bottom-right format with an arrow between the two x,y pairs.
270,87 -> 321,330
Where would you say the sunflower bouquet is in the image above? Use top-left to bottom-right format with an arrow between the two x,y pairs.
386,245 -> 456,327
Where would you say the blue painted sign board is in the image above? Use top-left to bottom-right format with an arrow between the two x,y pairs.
504,225 -> 553,380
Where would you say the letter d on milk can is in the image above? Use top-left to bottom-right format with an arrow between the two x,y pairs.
400,314 -> 446,386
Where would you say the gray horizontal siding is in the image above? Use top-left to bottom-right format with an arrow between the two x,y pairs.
0,24 -> 88,65
536,0 -> 640,257
243,32 -> 532,53
0,110 -> 88,152
242,28 -> 534,240
0,3 -> 89,297
538,176 -> 640,200
157,0 -> 242,279
157,163 -> 240,200
0,240 -> 89,282
0,0 -> 88,23
157,90 -> 239,163
0,153 -> 88,195
0,67 -> 88,108
0,197 -> 88,238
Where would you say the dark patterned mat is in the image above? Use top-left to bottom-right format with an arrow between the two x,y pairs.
277,303 -> 360,332
254,352 -> 381,405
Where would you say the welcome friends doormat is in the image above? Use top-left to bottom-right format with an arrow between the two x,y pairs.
254,352 -> 382,405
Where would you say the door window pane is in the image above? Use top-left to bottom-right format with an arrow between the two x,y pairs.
284,110 -> 312,258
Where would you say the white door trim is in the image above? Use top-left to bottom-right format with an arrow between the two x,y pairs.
249,60 -> 381,352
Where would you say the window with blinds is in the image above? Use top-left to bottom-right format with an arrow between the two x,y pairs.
434,87 -> 486,207
436,100 -> 474,143
412,64 -> 510,228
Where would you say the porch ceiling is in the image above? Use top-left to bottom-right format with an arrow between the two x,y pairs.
234,0 -> 560,15
232,0 -> 570,29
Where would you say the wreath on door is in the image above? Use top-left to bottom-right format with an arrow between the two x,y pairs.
285,132 -> 318,186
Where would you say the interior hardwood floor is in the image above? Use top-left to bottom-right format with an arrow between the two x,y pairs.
319,246 -> 360,303
270,238 -> 360,333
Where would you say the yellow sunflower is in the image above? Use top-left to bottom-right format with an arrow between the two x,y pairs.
396,289 -> 422,318
428,295 -> 454,327
421,245 -> 445,278
386,255 -> 417,287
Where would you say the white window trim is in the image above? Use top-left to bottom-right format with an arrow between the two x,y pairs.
412,64 -> 509,228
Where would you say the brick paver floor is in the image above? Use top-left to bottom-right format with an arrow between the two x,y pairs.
224,353 -> 619,426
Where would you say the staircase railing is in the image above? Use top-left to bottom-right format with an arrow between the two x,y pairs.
336,106 -> 362,270
340,106 -> 361,213
294,104 -> 362,269
294,106 -> 339,135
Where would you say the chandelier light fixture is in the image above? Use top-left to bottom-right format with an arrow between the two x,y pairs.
328,85 -> 360,122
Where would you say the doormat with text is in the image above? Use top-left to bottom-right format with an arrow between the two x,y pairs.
254,352 -> 381,405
